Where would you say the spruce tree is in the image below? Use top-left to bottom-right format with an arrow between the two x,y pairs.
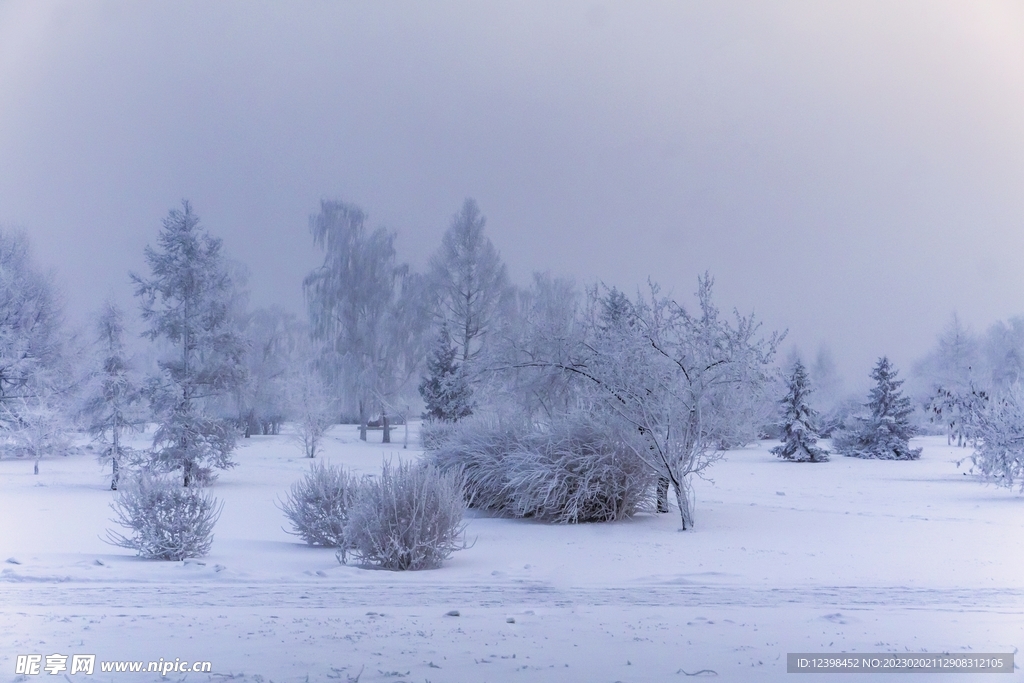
836,356 -> 921,460
81,302 -> 145,490
131,201 -> 247,486
772,359 -> 829,462
419,323 -> 472,422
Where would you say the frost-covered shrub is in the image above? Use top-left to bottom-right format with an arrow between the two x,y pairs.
105,474 -> 222,560
428,414 -> 655,523
419,418 -> 458,451
279,461 -> 356,547
343,460 -> 466,570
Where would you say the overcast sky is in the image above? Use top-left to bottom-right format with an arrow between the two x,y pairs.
2,1 -> 1024,385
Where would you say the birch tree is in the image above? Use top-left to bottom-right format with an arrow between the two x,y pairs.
304,200 -> 428,441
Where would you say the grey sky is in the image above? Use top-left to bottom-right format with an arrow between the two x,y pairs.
2,1 -> 1023,385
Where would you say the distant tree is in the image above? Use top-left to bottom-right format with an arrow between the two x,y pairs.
429,199 -> 512,367
835,357 -> 921,460
487,273 -> 585,421
772,359 -> 829,462
926,382 -> 988,448
419,322 -> 473,422
131,201 -> 247,486
81,302 -> 146,489
288,357 -> 334,458
304,200 -> 427,442
982,317 -> 1024,390
237,307 -> 302,437
1,393 -> 71,474
0,229 -> 70,450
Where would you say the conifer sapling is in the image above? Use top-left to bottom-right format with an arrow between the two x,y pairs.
772,359 -> 829,462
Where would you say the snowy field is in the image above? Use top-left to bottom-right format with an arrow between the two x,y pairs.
1,426 -> 1021,683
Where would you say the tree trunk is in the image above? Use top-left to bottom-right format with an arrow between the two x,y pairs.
111,429 -> 120,491
183,459 -> 193,488
358,400 -> 367,441
382,412 -> 391,443
671,475 -> 694,530
656,477 -> 670,513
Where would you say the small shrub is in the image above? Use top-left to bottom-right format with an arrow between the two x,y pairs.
419,418 -> 458,451
105,474 -> 222,560
343,460 -> 466,570
279,461 -> 356,547
428,414 -> 655,523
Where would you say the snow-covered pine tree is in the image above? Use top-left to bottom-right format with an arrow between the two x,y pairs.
836,356 -> 921,460
772,359 -> 829,462
81,302 -> 146,489
419,323 -> 473,422
131,201 -> 247,486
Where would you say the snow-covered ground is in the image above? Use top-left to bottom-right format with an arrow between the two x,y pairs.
1,427 -> 1021,682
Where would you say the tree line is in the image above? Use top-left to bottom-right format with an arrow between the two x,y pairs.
3,197 -> 1024,532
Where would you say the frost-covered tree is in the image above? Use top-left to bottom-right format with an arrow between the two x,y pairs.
772,359 -> 828,462
489,273 -> 586,421
237,307 -> 302,437
835,357 -> 921,460
982,317 -> 1024,391
288,357 -> 334,458
304,200 -> 428,441
429,199 -> 512,366
926,382 -> 988,448
0,229 -> 70,449
967,383 -> 1024,491
1,393 -> 71,474
915,314 -> 985,446
511,275 -> 779,530
419,322 -> 472,422
583,277 -> 779,529
81,302 -> 146,489
131,201 -> 247,486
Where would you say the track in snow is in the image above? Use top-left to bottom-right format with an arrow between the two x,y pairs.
1,581 -> 1020,612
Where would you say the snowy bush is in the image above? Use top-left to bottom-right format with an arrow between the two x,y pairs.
428,414 -> 655,523
105,474 -> 222,560
419,418 -> 459,451
279,461 -> 356,547
342,460 -> 466,570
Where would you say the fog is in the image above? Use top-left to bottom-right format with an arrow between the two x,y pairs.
3,1 -> 1024,383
